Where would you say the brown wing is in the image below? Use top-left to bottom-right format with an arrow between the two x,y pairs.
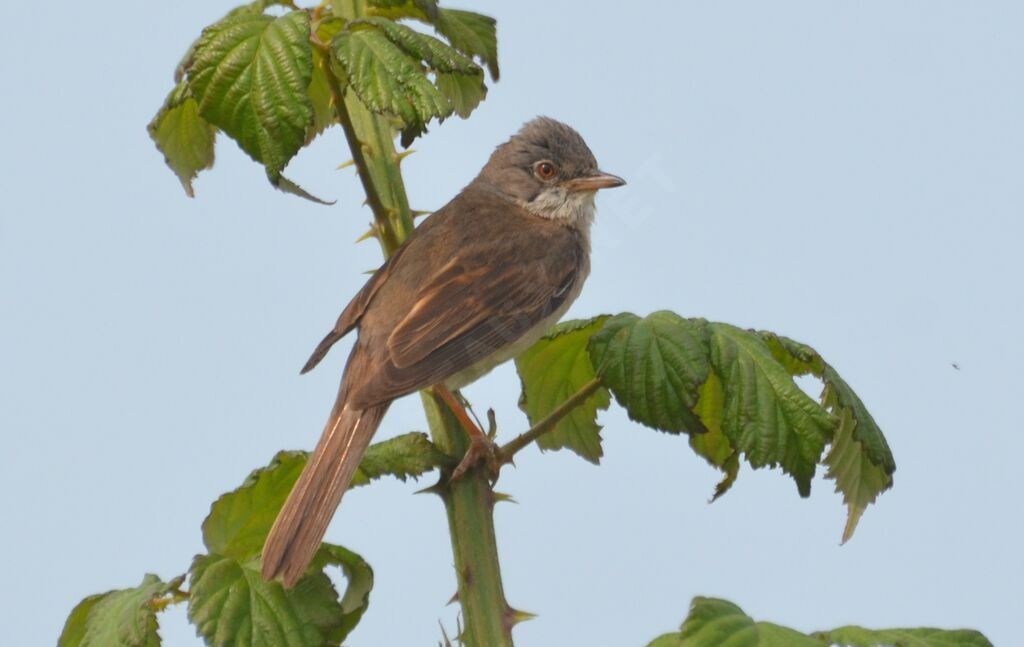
346,225 -> 583,408
300,243 -> 410,374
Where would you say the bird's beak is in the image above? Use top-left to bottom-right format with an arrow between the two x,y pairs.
565,171 -> 626,192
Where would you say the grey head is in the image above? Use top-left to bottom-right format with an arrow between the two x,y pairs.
473,117 -> 625,226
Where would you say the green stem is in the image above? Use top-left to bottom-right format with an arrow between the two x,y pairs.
325,4 -> 514,644
499,377 -> 603,462
424,394 -> 516,646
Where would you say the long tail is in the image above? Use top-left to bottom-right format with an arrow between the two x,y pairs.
261,399 -> 389,587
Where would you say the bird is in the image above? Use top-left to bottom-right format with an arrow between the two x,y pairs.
261,117 -> 625,587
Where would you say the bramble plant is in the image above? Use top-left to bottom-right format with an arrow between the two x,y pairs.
60,1 -> 991,645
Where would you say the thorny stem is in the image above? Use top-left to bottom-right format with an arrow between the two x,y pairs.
499,378 -> 604,463
313,35 -> 403,256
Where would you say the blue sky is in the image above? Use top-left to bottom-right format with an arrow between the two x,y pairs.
2,1 -> 1021,644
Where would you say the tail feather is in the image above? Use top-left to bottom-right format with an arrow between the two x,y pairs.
261,401 -> 388,587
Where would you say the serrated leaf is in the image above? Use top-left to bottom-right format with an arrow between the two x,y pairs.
821,364 -> 895,474
760,332 -> 825,377
690,372 -> 740,501
588,311 -> 711,435
350,431 -> 447,486
367,0 -> 439,21
307,49 -> 336,142
332,26 -> 451,132
815,625 -> 993,647
435,71 -> 487,118
433,9 -> 499,79
59,574 -> 171,647
708,323 -> 836,496
186,10 -> 314,190
652,597 -> 993,647
188,554 -> 349,647
356,17 -> 480,74
148,82 -> 215,197
758,331 -> 896,537
515,317 -> 611,463
677,597 -> 822,647
820,366 -> 895,541
825,408 -> 893,543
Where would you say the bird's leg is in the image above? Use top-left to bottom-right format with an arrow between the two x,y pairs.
433,384 -> 501,482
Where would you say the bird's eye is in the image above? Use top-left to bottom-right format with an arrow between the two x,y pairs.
534,161 -> 557,180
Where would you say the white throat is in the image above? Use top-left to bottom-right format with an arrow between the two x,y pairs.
522,187 -> 596,246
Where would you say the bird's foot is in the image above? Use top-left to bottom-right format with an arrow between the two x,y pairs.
450,433 -> 502,484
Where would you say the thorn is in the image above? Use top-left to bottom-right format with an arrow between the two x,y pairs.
456,615 -> 465,645
395,148 -> 416,164
446,590 -> 459,606
336,159 -> 355,170
492,491 -> 517,505
354,224 -> 379,243
505,606 -> 537,631
412,209 -> 433,219
415,474 -> 448,497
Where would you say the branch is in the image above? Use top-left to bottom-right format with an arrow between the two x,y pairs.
499,377 -> 604,462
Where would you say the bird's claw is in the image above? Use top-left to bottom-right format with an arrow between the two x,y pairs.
450,434 -> 502,484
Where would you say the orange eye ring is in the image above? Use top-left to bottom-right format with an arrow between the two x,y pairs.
535,161 -> 557,180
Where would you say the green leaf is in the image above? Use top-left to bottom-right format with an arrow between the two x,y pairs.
60,594 -> 103,647
690,372 -> 740,501
435,71 -> 487,118
367,0 -> 439,22
433,9 -> 499,79
203,450 -> 307,560
707,324 -> 836,496
307,49 -> 336,142
312,543 -> 375,639
186,10 -> 314,190
356,17 -> 480,74
820,366 -> 895,541
306,17 -> 348,144
645,634 -> 683,647
758,331 -> 896,537
677,597 -> 821,647
815,625 -> 993,647
821,364 -> 895,474
147,82 -> 215,197
824,407 -> 893,543
515,317 -> 611,463
350,431 -> 447,486
588,311 -> 711,435
348,17 -> 488,123
331,26 -> 451,133
188,554 -> 351,647
651,597 -> 993,647
760,332 -> 825,377
59,574 -> 173,647
191,451 -> 378,646
203,438 -> 444,561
